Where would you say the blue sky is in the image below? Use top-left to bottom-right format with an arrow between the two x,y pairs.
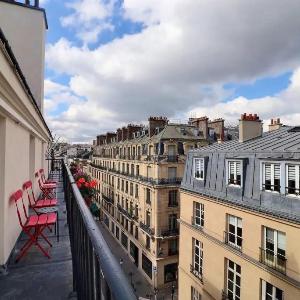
43,1 -> 300,142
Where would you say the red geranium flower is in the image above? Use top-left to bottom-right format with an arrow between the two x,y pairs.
90,180 -> 97,188
78,177 -> 85,183
85,182 -> 90,188
76,182 -> 82,188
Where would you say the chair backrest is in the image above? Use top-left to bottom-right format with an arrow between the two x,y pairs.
35,171 -> 43,188
10,189 -> 28,228
39,169 -> 46,183
22,180 -> 36,208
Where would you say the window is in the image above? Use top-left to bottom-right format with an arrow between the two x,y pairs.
142,254 -> 152,279
228,161 -> 242,186
194,158 -> 204,180
262,227 -> 286,272
146,235 -> 151,250
168,190 -> 178,207
168,238 -> 178,255
191,238 -> 203,280
164,263 -> 178,283
135,184 -> 139,198
121,232 -> 128,249
286,164 -> 300,196
261,280 -> 283,300
115,226 -> 120,240
146,211 -> 151,227
130,183 -> 133,196
262,163 -> 281,192
168,167 -> 177,180
191,287 -> 202,300
226,260 -> 241,300
136,165 -> 140,176
146,188 -> 151,204
193,202 -> 204,227
125,181 -> 128,193
226,215 -> 242,250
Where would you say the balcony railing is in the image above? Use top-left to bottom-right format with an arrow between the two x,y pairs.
224,231 -> 242,251
259,248 -> 286,274
62,161 -> 136,300
117,204 -> 137,221
102,193 -> 114,205
139,221 -> 154,236
157,227 -> 179,238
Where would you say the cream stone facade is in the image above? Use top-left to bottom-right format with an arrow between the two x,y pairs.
88,117 -> 225,290
0,1 -> 51,266
179,115 -> 300,300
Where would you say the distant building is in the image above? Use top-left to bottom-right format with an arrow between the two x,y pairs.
89,116 -> 231,289
179,114 -> 300,300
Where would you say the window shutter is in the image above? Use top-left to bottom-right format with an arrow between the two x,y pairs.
274,164 -> 280,179
236,162 -> 241,175
288,165 -> 296,181
265,164 -> 271,181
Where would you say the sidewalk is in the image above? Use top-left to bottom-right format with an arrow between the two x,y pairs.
97,222 -> 178,300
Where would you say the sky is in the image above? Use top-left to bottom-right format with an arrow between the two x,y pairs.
42,0 -> 300,143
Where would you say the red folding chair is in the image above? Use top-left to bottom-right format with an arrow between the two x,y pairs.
35,172 -> 56,199
23,181 -> 59,242
39,168 -> 57,185
11,190 -> 57,262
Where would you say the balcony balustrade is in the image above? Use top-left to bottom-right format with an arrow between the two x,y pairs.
102,193 -> 114,205
259,247 -> 286,274
117,204 -> 137,221
157,227 -> 179,238
62,160 -> 136,299
223,231 -> 242,251
190,264 -> 203,282
139,221 -> 154,236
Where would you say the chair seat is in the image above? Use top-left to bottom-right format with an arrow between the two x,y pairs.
34,198 -> 58,208
25,213 -> 57,227
42,183 -> 56,189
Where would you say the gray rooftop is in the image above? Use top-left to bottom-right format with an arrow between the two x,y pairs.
182,126 -> 300,223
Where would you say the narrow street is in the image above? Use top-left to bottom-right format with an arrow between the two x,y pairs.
97,222 -> 178,300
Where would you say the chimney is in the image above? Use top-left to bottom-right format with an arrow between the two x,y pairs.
106,132 -> 116,144
121,127 -> 128,141
116,128 -> 122,142
208,118 -> 225,142
239,113 -> 262,142
148,116 -> 168,137
189,116 -> 209,139
127,124 -> 143,140
268,118 -> 283,132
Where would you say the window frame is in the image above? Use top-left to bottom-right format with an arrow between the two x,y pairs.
193,201 -> 204,228
226,159 -> 243,187
194,158 -> 205,181
261,162 -> 281,193
226,215 -> 242,250
226,259 -> 241,300
261,280 -> 283,300
192,238 -> 203,279
285,163 -> 300,197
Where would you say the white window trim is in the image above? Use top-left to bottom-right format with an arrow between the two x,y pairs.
285,163 -> 300,198
227,215 -> 242,249
194,158 -> 205,181
261,280 -> 283,300
226,260 -> 241,300
192,238 -> 203,278
226,159 -> 243,187
263,227 -> 286,259
194,202 -> 204,228
260,161 -> 282,193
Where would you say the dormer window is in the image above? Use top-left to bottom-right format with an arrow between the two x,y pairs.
227,160 -> 242,186
262,163 -> 281,193
194,158 -> 204,180
286,164 -> 300,196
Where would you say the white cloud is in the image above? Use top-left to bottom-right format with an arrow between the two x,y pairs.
60,0 -> 115,45
45,0 -> 300,142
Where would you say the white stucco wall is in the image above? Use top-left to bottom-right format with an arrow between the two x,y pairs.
0,2 -> 46,112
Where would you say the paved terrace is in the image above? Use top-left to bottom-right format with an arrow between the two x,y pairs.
0,174 -> 74,300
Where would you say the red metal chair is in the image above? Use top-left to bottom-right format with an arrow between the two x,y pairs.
23,180 -> 59,242
11,189 -> 57,262
35,172 -> 56,199
39,168 -> 57,185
